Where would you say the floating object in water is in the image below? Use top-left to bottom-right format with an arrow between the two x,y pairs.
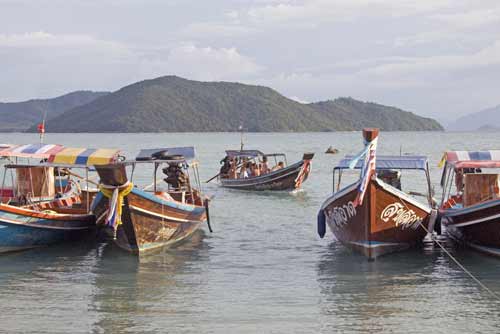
325,146 -> 339,154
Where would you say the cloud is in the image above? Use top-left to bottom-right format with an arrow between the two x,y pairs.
244,0 -> 454,25
0,31 -> 263,100
289,96 -> 309,104
361,39 -> 500,78
1,1 -> 500,119
180,22 -> 257,38
431,5 -> 500,28
0,31 -> 127,49
163,43 -> 263,80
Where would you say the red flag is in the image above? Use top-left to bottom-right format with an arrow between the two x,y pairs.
37,123 -> 45,134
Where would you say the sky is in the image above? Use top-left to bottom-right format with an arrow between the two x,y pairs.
1,0 -> 499,120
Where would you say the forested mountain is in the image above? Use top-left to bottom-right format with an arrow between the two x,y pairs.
448,105 -> 500,131
39,76 -> 442,132
0,91 -> 109,131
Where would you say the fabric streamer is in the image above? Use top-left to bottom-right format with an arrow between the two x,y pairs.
294,159 -> 312,189
348,137 -> 378,207
99,182 -> 134,236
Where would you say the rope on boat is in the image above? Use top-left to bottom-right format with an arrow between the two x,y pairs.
397,197 -> 500,301
419,221 -> 500,301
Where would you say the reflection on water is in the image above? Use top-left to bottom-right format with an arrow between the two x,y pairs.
91,231 -> 209,334
0,232 -> 209,334
316,239 -> 500,333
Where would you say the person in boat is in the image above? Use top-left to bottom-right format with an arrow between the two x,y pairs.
219,156 -> 231,177
252,163 -> 261,177
228,158 -> 238,179
245,162 -> 255,178
260,156 -> 270,174
239,163 -> 249,179
271,161 -> 285,172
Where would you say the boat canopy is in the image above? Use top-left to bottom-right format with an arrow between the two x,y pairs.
136,147 -> 196,162
225,150 -> 286,158
335,155 -> 428,170
0,143 -> 64,159
439,150 -> 500,169
225,150 -> 264,158
48,147 -> 121,166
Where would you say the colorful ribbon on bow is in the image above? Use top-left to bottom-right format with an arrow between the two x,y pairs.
99,182 -> 134,235
295,159 -> 312,189
349,137 -> 378,207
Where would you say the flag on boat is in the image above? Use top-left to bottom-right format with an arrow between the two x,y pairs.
37,123 -> 45,134
348,137 -> 378,206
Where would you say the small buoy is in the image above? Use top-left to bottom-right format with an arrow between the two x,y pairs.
325,146 -> 339,154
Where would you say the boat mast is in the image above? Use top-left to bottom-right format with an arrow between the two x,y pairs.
239,125 -> 244,151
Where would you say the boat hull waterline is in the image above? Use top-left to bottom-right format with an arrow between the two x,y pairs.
93,188 -> 207,255
441,198 -> 500,257
318,179 -> 432,259
220,160 -> 310,191
0,204 -> 95,253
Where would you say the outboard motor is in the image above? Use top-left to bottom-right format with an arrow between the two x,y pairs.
163,162 -> 188,190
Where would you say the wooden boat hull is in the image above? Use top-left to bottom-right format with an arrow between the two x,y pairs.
0,204 -> 95,253
92,188 -> 207,255
220,159 -> 310,191
440,199 -> 500,257
318,179 -> 431,259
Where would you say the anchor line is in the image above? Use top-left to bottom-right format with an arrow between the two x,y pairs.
396,197 -> 500,301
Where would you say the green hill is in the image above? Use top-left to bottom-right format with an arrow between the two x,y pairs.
310,98 -> 443,131
33,76 -> 442,132
0,91 -> 109,131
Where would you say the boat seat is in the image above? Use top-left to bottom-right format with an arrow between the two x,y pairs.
163,190 -> 188,204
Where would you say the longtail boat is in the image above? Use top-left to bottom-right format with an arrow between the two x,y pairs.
214,150 -> 314,191
91,147 -> 211,255
0,144 -> 121,253
439,151 -> 500,257
317,129 -> 437,260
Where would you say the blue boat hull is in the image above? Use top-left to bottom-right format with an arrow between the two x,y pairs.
0,204 -> 95,253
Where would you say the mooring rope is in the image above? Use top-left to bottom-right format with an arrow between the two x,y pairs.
397,196 -> 500,301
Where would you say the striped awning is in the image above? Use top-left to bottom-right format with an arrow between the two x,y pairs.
439,151 -> 500,169
0,144 -> 64,159
48,147 -> 121,166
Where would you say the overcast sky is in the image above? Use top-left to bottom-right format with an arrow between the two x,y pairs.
1,0 -> 499,120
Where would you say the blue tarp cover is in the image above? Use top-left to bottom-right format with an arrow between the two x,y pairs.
335,155 -> 428,170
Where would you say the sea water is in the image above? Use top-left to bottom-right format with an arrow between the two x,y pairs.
0,132 -> 499,333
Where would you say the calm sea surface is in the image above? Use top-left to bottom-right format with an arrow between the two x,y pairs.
0,132 -> 500,334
